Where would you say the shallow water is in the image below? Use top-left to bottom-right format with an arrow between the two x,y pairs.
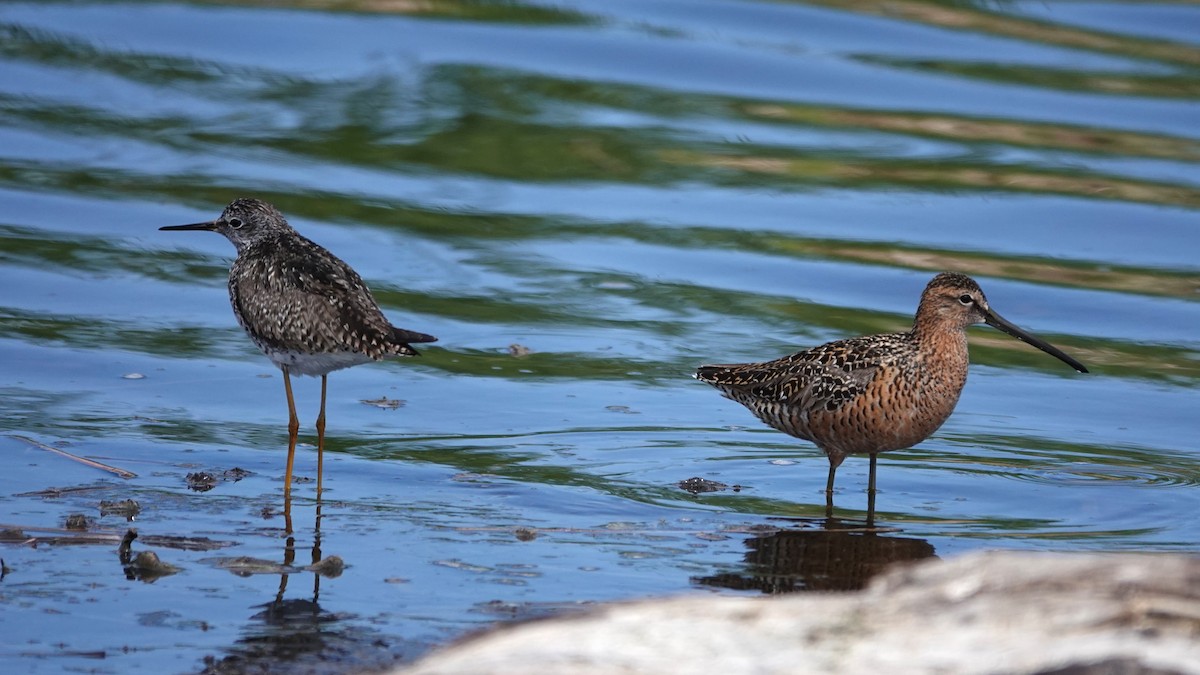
1,1 -> 1198,672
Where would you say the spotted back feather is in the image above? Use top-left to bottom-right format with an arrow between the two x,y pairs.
171,198 -> 436,377
229,231 -> 434,365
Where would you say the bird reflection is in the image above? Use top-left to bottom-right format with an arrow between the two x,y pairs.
277,490 -> 325,601
695,518 -> 936,593
199,493 -> 369,674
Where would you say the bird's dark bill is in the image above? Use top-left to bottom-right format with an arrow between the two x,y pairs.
160,221 -> 217,232
982,308 -> 1088,373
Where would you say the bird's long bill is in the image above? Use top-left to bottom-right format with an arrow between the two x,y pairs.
159,221 -> 217,232
982,308 -> 1088,373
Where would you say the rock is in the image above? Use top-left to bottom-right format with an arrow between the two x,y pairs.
125,551 -> 181,581
397,551 -> 1200,675
307,555 -> 345,578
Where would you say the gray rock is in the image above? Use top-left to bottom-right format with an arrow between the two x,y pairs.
399,550 -> 1200,675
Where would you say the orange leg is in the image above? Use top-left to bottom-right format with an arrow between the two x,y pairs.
316,374 -> 327,495
283,366 -> 300,497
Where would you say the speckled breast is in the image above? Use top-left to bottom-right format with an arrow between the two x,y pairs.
808,360 -> 967,456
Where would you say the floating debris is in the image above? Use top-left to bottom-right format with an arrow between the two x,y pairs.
119,530 -> 180,582
122,373 -> 146,380
186,467 -> 250,492
64,514 -> 92,530
118,529 -> 137,560
15,485 -> 113,498
360,396 -> 404,410
433,559 -> 492,573
205,556 -> 289,577
472,599 -> 595,620
202,555 -> 345,578
605,405 -> 639,414
99,499 -> 140,519
514,527 -> 538,542
10,435 -> 137,479
0,525 -> 231,550
186,472 -> 218,492
677,477 -> 729,494
0,529 -> 28,543
138,534 -> 234,551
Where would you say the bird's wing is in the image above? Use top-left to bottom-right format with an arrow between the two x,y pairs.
231,237 -> 433,356
696,335 -> 890,414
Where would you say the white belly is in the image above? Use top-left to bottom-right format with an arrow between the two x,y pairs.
265,349 -> 374,377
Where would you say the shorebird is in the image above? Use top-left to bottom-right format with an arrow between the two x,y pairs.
161,198 -> 436,495
695,272 -> 1086,516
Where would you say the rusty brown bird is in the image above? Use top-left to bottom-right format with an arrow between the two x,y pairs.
161,198 -> 436,497
695,272 -> 1087,517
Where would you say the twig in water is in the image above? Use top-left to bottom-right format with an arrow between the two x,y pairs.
10,435 -> 137,479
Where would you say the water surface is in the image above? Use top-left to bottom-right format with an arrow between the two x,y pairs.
1,1 -> 1198,673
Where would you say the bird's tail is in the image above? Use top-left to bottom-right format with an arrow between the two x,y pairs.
394,327 -> 438,344
694,364 -> 738,384
389,327 -> 438,357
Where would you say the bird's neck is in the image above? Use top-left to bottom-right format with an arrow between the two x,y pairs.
910,321 -> 971,387
235,233 -> 285,257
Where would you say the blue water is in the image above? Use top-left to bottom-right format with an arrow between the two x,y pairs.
1,1 -> 1198,672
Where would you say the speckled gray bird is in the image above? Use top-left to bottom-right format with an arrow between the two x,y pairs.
161,198 -> 436,495
695,272 -> 1087,517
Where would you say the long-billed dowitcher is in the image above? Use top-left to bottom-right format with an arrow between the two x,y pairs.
695,272 -> 1086,516
161,198 -> 436,495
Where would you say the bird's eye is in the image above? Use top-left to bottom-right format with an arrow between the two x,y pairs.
958,293 -> 973,305
228,217 -> 244,229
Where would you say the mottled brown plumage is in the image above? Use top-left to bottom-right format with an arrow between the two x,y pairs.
695,272 -> 1086,516
161,198 -> 436,496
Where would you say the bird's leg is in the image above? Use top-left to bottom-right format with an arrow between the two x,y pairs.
283,366 -> 300,497
824,464 -> 837,518
867,453 -> 878,494
865,454 -> 878,527
315,374 -> 327,495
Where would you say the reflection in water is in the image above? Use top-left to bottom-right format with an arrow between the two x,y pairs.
668,149 -> 1200,209
198,495 -> 399,674
805,0 -> 1200,68
695,519 -> 936,593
